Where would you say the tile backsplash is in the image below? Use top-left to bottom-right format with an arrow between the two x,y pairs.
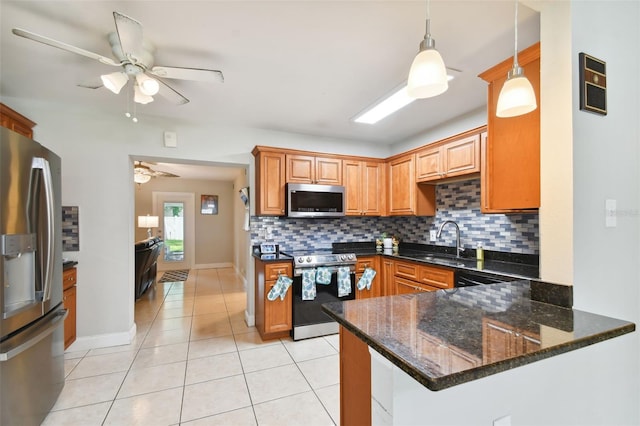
251,179 -> 539,254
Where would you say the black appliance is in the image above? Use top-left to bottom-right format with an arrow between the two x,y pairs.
456,270 -> 515,287
285,183 -> 345,218
283,249 -> 357,340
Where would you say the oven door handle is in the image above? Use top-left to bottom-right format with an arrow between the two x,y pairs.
293,265 -> 355,277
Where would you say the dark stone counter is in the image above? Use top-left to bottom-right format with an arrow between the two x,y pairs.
322,280 -> 635,391
333,241 -> 540,280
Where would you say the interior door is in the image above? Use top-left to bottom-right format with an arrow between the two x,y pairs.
153,192 -> 194,272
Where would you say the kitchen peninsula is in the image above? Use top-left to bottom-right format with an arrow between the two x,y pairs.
323,280 -> 635,425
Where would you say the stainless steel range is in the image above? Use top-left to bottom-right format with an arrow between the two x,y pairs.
283,249 -> 357,340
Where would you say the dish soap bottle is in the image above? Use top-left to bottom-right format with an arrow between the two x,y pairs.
476,242 -> 484,261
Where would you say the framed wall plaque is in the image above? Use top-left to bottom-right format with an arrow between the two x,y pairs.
200,194 -> 218,215
579,52 -> 607,115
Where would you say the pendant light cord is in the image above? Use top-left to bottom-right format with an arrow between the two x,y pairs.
513,0 -> 519,66
425,0 -> 431,37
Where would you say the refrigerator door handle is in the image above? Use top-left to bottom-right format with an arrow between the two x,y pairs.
0,309 -> 67,361
31,157 -> 56,303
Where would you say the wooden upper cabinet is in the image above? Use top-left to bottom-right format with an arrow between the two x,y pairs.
286,154 -> 342,185
416,133 -> 480,183
344,160 -> 385,216
0,103 -> 36,138
253,147 -> 286,216
388,154 -> 435,216
479,42 -> 540,212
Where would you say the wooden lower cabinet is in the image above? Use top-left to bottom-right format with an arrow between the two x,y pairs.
340,326 -> 371,426
62,267 -> 77,349
355,256 -> 382,299
254,259 -> 293,340
391,260 -> 454,295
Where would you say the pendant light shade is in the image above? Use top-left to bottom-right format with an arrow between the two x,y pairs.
407,0 -> 448,99
496,0 -> 537,118
496,65 -> 537,117
101,71 -> 128,94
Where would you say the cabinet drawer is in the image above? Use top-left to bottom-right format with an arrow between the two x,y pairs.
63,268 -> 77,290
418,265 -> 454,289
395,277 -> 431,294
394,261 -> 419,281
265,263 -> 292,280
356,257 -> 376,273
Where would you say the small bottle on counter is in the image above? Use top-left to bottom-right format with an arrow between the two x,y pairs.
476,242 -> 484,261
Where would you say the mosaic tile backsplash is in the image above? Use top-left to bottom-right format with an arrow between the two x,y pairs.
62,206 -> 79,251
251,179 -> 539,254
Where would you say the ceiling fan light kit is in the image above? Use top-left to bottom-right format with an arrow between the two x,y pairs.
11,10 -> 224,116
101,71 -> 128,94
496,0 -> 537,118
407,0 -> 449,99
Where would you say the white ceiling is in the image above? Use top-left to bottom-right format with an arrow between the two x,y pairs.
0,1 -> 539,179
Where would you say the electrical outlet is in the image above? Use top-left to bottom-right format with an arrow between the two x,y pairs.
493,415 -> 511,426
429,230 -> 437,242
605,199 -> 617,227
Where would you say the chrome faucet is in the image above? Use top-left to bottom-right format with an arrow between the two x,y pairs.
436,220 -> 464,258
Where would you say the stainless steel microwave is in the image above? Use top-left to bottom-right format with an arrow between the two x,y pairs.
286,183 -> 345,218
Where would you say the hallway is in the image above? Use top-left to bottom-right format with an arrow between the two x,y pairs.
44,268 -> 340,425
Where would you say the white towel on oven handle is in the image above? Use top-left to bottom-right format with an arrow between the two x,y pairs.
337,266 -> 352,297
301,268 -> 317,300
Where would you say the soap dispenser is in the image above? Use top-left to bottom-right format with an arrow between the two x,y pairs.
476,242 -> 484,261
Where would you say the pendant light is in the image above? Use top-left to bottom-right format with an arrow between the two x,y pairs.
101,71 -> 128,94
496,0 -> 537,117
407,0 -> 448,99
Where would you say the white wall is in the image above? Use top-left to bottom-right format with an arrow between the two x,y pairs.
4,96 -> 384,349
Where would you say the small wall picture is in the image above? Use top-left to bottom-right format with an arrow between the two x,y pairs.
201,195 -> 218,215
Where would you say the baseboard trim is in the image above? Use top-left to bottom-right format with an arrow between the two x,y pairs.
66,323 -> 137,352
245,310 -> 255,327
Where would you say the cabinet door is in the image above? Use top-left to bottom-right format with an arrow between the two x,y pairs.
388,155 -> 415,215
286,154 -> 315,183
265,280 -> 292,333
418,265 -> 454,289
362,162 -> 385,216
343,160 -> 363,216
442,134 -> 480,177
315,156 -> 342,185
340,327 -> 371,426
480,43 -> 540,212
416,145 -> 442,182
355,256 -> 381,299
63,286 -> 77,349
256,151 -> 286,215
382,259 -> 394,296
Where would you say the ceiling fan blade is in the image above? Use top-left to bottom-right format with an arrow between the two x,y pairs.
149,66 -> 224,83
113,11 -> 143,63
155,78 -> 190,105
77,81 -> 104,89
153,170 -> 179,178
12,28 -> 120,66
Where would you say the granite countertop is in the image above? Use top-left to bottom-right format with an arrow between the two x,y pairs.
251,252 -> 293,263
322,280 -> 635,391
334,242 -> 540,280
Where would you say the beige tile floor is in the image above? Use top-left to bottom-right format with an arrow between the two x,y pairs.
43,268 -> 340,426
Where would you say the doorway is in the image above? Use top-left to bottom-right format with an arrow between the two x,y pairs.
153,192 -> 195,271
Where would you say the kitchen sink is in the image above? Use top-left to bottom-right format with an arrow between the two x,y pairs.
421,254 -> 477,268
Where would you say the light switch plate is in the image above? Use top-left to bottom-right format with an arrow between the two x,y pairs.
163,131 -> 177,148
605,199 -> 617,227
429,230 -> 437,242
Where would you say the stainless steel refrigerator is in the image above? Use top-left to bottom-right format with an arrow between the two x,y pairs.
0,127 -> 65,426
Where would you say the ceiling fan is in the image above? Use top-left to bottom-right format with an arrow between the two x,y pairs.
134,161 -> 179,184
12,11 -> 224,107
